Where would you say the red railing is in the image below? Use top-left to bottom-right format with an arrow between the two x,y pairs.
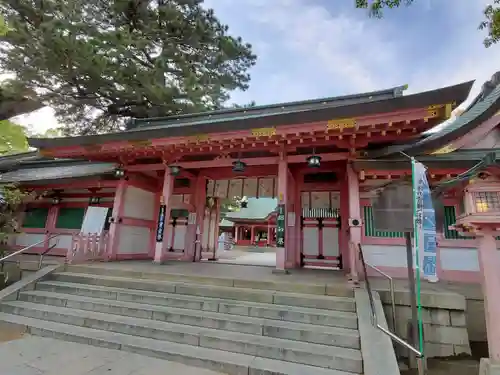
66,232 -> 109,264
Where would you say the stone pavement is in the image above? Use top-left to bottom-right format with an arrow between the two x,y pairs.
0,336 -> 224,375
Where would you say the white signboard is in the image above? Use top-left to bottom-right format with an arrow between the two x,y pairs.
81,206 -> 109,235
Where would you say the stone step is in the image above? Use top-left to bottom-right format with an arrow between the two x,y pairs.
66,265 -> 354,297
0,300 -> 362,373
36,280 -> 358,329
16,290 -> 360,349
0,312 -> 359,375
51,272 -> 356,312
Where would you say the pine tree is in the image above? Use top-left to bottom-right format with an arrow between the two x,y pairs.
0,0 -> 256,135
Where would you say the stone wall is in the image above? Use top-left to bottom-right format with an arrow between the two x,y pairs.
376,288 -> 471,359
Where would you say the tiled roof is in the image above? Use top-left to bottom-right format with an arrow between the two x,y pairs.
27,81 -> 473,149
219,219 -> 234,228
364,72 -> 500,157
0,162 -> 117,183
225,198 -> 277,221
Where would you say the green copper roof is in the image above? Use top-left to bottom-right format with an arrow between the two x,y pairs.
365,72 -> 500,158
225,198 -> 277,221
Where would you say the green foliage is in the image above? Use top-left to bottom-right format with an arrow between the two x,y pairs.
0,14 -> 8,35
0,120 -> 29,154
355,0 -> 500,47
231,101 -> 257,109
0,185 -> 30,245
480,0 -> 500,47
0,0 -> 257,135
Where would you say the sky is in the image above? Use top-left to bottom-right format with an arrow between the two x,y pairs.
12,0 -> 500,135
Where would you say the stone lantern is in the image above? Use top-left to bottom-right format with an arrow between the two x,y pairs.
451,172 -> 500,375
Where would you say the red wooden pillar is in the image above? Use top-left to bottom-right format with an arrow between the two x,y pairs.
154,168 -> 174,263
346,163 -> 362,279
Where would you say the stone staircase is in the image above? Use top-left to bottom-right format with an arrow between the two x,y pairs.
0,265 -> 364,375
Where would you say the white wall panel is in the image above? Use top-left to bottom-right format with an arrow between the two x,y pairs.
123,186 -> 155,220
362,245 -> 408,268
15,233 -> 45,247
303,227 -> 319,256
323,227 -> 339,257
117,225 -> 151,254
173,225 -> 187,250
440,247 -> 479,272
49,234 -> 73,250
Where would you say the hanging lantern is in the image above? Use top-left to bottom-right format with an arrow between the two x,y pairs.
232,160 -> 246,173
306,155 -> 321,168
169,165 -> 181,176
113,168 -> 125,178
89,196 -> 100,205
240,196 -> 248,208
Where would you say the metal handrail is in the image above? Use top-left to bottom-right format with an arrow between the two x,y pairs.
38,243 -> 58,269
357,243 -> 425,368
364,260 -> 397,333
0,234 -> 60,264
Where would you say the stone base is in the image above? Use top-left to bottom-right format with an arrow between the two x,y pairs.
479,358 -> 500,375
272,268 -> 290,275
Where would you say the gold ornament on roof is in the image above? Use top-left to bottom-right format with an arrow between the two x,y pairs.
326,118 -> 356,131
251,127 -> 276,137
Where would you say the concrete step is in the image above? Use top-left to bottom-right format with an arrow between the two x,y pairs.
0,312 -> 358,375
36,280 -> 358,329
51,272 -> 356,312
0,300 -> 362,373
16,290 -> 360,349
66,265 -> 354,297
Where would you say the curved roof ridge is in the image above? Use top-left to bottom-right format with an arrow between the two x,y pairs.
130,85 -> 408,130
364,73 -> 500,158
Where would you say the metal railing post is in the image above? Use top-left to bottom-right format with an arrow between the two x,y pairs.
356,242 -> 425,375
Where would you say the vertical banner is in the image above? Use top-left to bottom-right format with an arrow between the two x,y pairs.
156,204 -> 166,242
276,204 -> 286,247
412,160 -> 438,282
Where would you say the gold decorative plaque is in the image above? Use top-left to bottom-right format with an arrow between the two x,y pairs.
431,144 -> 456,155
188,134 -> 210,143
251,127 -> 277,137
326,118 -> 356,131
128,139 -> 152,147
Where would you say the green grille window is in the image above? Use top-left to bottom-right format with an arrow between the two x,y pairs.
22,208 -> 49,228
363,206 -> 404,238
443,206 -> 475,239
55,207 -> 85,230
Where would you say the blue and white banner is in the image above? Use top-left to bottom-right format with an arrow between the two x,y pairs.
413,160 -> 438,282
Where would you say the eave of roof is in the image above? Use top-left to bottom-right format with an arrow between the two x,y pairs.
352,148 -> 500,170
0,151 -> 40,169
131,85 -> 407,130
364,72 -> 500,158
0,162 -> 117,183
27,81 -> 474,150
